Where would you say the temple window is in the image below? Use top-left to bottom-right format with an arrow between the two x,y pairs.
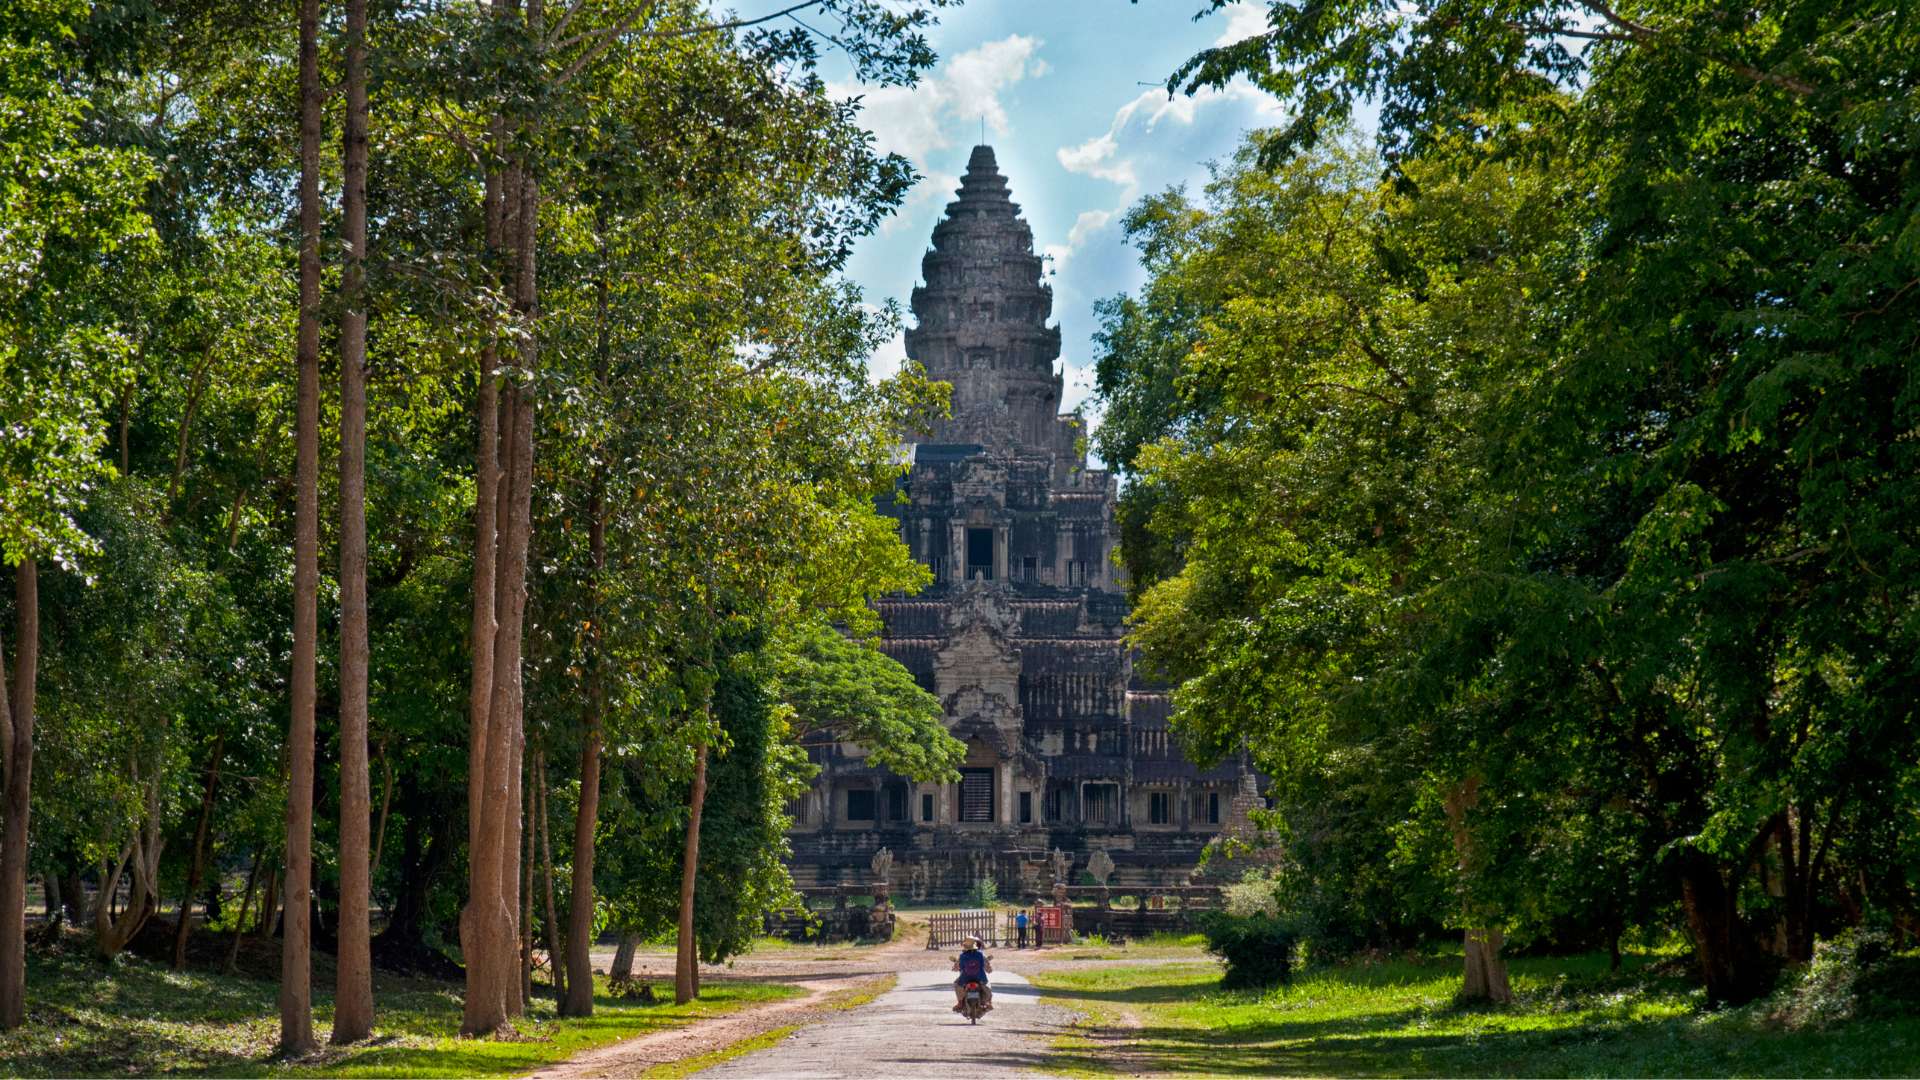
959,768 -> 995,822
1083,783 -> 1118,825
966,528 -> 994,580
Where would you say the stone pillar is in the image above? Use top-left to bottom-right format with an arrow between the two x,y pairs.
951,520 -> 967,583
994,522 -> 1009,581
999,760 -> 1013,825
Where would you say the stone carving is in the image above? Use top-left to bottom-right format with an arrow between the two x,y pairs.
1050,847 -> 1071,885
870,847 -> 894,884
1087,848 -> 1115,887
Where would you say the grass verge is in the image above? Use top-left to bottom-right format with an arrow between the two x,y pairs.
0,943 -> 799,1078
1032,950 -> 1920,1077
645,971 -> 897,1078
638,972 -> 897,1078
641,1024 -> 800,1079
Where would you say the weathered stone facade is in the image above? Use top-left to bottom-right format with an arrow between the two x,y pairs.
786,146 -> 1260,900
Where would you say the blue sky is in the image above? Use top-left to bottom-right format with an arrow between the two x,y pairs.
721,1 -> 1287,425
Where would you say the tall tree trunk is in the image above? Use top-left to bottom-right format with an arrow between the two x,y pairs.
172,735 -> 225,969
675,738 -> 709,1005
166,352 -> 214,509
59,867 -> 83,927
1442,777 -> 1511,1004
371,748 -> 394,873
226,849 -> 263,974
462,0 -> 541,1030
1679,851 -> 1767,1006
461,381 -> 516,1035
562,693 -> 602,1016
43,873 -> 61,933
259,869 -> 282,939
520,770 -> 534,1009
0,558 -> 39,1029
496,83 -> 540,1018
118,385 -> 132,476
1461,928 -> 1511,1001
537,754 -> 564,1002
332,0 -> 375,1042
281,0 -> 323,1052
458,49 -> 513,1024
560,241 -> 610,1018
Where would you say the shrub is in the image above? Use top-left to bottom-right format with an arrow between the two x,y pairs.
1772,927 -> 1898,1030
1203,912 -> 1296,989
1221,868 -> 1281,918
967,876 -> 998,908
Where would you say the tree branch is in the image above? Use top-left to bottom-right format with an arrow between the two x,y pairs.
553,0 -> 832,86
1574,0 -> 1818,97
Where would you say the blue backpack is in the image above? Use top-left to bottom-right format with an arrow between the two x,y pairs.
959,950 -> 986,980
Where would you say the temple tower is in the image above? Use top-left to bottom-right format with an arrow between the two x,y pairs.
782,148 -> 1258,900
906,146 -> 1075,460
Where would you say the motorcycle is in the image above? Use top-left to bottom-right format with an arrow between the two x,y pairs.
960,980 -> 988,1024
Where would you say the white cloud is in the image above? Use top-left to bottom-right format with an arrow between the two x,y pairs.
1056,132 -> 1136,191
835,35 -> 1047,165
867,329 -> 908,383
1041,209 -> 1115,276
1214,2 -> 1270,47
1056,82 -> 1284,201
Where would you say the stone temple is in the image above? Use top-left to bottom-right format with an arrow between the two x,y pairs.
785,146 -> 1261,900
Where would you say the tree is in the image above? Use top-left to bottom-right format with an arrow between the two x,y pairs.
1120,0 -> 1920,1006
0,0 -> 155,1029
1106,131 -> 1570,1000
281,0 -> 324,1052
333,0 -> 375,1042
773,621 -> 961,783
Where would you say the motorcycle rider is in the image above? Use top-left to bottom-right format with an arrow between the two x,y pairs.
951,934 -> 993,1013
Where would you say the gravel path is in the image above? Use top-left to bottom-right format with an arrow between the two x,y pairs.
695,966 -> 1072,1079
527,973 -> 892,1080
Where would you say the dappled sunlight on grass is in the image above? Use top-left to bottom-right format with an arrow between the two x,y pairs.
1034,951 -> 1920,1077
0,945 -> 798,1078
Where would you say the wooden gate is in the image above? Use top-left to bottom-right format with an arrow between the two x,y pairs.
926,910 -> 998,949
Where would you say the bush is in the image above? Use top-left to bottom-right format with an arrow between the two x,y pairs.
967,876 -> 998,908
1771,927 -> 1901,1030
1203,913 -> 1297,989
1221,869 -> 1281,918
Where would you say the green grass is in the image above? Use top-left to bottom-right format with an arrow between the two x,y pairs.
1033,951 -> 1920,1077
0,944 -> 799,1078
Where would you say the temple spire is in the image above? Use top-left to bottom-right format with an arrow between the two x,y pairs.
905,146 -> 1075,460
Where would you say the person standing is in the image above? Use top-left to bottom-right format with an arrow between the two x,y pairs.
1015,907 -> 1029,949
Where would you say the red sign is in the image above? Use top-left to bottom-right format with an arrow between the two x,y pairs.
1034,906 -> 1064,929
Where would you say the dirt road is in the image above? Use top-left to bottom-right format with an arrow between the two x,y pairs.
694,966 -> 1071,1078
